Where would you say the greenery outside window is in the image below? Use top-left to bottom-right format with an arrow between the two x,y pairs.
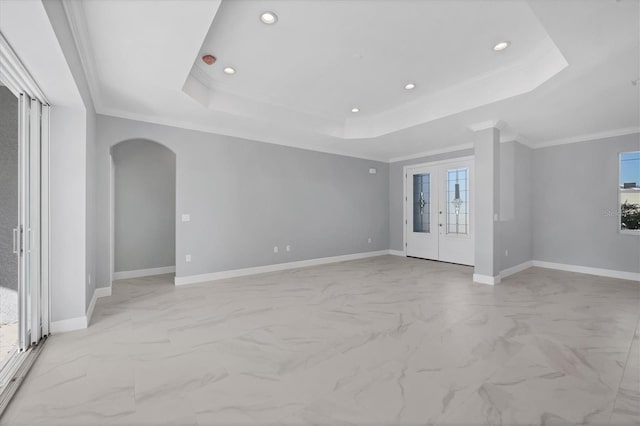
619,151 -> 640,233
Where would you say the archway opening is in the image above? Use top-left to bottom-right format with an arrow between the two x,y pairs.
110,139 -> 176,284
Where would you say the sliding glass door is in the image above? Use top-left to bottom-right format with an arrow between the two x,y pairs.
0,32 -> 50,411
16,96 -> 48,349
0,85 -> 20,372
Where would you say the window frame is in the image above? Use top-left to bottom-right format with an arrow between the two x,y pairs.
618,151 -> 640,236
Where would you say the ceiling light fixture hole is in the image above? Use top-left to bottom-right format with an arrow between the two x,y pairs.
260,12 -> 278,25
493,41 -> 511,52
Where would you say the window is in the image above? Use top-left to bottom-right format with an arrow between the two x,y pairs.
619,151 -> 640,232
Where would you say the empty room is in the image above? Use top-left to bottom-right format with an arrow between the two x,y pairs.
0,0 -> 638,425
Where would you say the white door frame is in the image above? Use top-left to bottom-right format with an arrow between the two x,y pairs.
402,155 -> 475,258
109,153 -> 115,289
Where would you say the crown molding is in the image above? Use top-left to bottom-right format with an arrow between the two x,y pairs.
467,119 -> 507,132
534,126 -> 640,149
98,108 -> 389,163
500,134 -> 536,149
389,144 -> 474,163
62,0 -> 103,111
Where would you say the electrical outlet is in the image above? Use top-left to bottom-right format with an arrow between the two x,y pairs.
186,254 -> 192,262
505,249 -> 509,257
88,274 -> 91,285
286,245 -> 291,252
367,237 -> 372,244
273,246 -> 279,253
181,214 -> 191,222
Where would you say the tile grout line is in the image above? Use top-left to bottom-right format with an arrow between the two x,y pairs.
607,316 -> 640,426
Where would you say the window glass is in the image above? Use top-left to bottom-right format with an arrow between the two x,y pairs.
413,173 -> 430,233
620,151 -> 640,231
446,168 -> 468,235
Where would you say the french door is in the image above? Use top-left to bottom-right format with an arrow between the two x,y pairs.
405,158 -> 474,266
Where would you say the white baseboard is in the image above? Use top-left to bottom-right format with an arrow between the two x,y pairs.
53,286 -> 113,334
473,274 -> 501,285
113,266 -> 176,281
388,250 -> 405,257
500,261 -> 534,279
175,250 -> 391,286
531,260 -> 640,282
95,286 -> 112,298
50,316 -> 87,333
86,291 -> 98,326
479,259 -> 639,283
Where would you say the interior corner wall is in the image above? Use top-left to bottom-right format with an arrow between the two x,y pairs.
49,106 -> 87,323
499,141 -> 533,270
112,139 -> 176,273
388,149 -> 475,252
94,114 -> 390,286
85,110 -> 96,308
532,133 -> 640,273
43,0 -> 98,319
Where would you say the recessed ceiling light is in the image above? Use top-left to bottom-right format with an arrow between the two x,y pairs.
260,11 -> 278,24
351,107 -> 360,113
404,83 -> 416,90
223,67 -> 236,75
493,41 -> 511,52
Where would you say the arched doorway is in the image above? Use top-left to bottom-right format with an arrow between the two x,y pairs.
109,139 -> 176,283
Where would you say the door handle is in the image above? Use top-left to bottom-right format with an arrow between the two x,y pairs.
26,228 -> 31,253
12,228 -> 19,254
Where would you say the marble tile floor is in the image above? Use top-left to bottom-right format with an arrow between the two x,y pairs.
1,255 -> 638,425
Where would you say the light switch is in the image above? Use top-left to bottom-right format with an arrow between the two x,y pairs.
181,214 -> 191,222
185,254 -> 191,262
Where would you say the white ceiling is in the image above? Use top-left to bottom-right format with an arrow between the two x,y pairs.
64,0 -> 639,161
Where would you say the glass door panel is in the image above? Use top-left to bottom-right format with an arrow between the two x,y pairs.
0,87 -> 20,368
413,173 -> 431,233
18,94 -> 31,350
446,167 -> 469,235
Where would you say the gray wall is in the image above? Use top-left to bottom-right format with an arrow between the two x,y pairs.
95,115 -> 389,285
112,139 -> 176,272
0,86 -> 18,323
500,141 -> 533,270
533,133 -> 640,273
388,148 -> 474,252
